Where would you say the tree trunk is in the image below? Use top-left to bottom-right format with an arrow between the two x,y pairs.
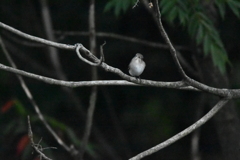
194,54 -> 240,160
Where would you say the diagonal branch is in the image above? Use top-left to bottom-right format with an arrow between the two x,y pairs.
80,0 -> 98,158
55,31 -> 188,51
0,21 -> 238,98
40,0 -> 66,80
140,0 -> 234,98
0,35 -> 79,156
28,116 -> 53,160
0,22 -> 74,50
147,0 -> 187,79
129,98 -> 229,160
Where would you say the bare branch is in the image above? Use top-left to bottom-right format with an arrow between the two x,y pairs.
1,59 -> 240,98
1,31 -> 45,47
80,0 -> 98,158
0,22 -> 75,50
191,95 -> 205,160
28,116 -> 53,160
0,21 -> 239,98
129,99 -> 229,160
40,0 -> 66,80
2,38 -> 56,77
75,43 -> 103,66
140,0 -> 235,98
55,31 -> 188,51
151,0 -> 187,79
132,0 -> 140,9
80,86 -> 97,158
3,29 -> 189,51
100,41 -> 106,62
0,35 -> 78,156
0,62 -> 196,89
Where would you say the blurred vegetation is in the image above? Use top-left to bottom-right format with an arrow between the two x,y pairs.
0,0 -> 240,160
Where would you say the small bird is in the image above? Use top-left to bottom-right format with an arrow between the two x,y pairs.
128,53 -> 146,77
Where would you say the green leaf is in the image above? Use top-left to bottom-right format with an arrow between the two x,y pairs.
210,44 -> 218,65
161,0 -> 176,15
228,0 -> 240,18
196,25 -> 204,45
114,1 -> 122,16
201,20 -> 214,32
178,9 -> 188,25
159,0 -> 229,73
104,0 -> 136,16
168,7 -> 178,23
177,1 -> 189,25
212,33 -> 224,48
210,45 -> 227,73
188,14 -> 199,36
47,116 -> 67,130
14,100 -> 28,116
203,35 -> 211,55
104,1 -> 115,12
215,1 -> 226,18
160,0 -> 170,7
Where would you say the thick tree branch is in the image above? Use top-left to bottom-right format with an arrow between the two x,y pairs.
0,2 -> 239,159
129,98 -> 229,160
0,62 -> 196,89
141,1 -> 235,98
1,21 -> 239,98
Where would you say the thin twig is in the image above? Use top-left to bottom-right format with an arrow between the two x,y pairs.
4,29 -> 189,51
151,0 -> 187,79
0,22 -> 237,98
2,38 -> 56,77
28,116 -> 53,160
191,95 -> 205,160
129,99 -> 229,160
100,41 -> 106,62
40,0 -> 66,80
141,0 -> 234,97
80,1 -> 98,158
0,22 -> 75,50
0,35 -> 78,156
1,31 -> 45,47
132,0 -> 140,8
75,43 -> 103,66
80,86 -> 97,158
55,31 -> 188,51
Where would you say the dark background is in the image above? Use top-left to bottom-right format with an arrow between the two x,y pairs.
0,0 -> 240,160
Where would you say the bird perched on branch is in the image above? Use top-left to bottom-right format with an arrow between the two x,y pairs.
128,53 -> 146,78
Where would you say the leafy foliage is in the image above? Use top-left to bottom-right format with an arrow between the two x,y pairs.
160,0 -> 240,73
104,0 -> 240,73
104,0 -> 136,16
